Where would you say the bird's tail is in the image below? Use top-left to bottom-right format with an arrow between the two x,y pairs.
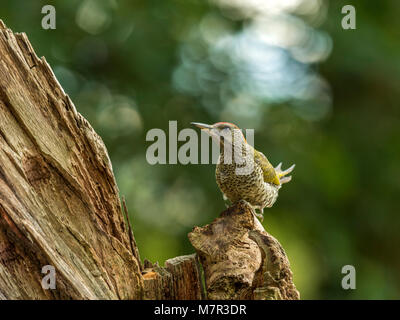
275,163 -> 295,184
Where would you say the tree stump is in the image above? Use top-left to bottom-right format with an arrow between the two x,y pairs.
189,200 -> 299,300
0,20 -> 299,300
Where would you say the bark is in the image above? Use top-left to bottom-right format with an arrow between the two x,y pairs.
189,201 -> 300,300
0,20 -> 299,300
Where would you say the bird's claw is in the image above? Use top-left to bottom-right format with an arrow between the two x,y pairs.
222,193 -> 231,207
255,212 -> 264,222
251,207 -> 264,222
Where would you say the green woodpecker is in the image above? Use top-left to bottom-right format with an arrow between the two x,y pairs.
191,122 -> 294,220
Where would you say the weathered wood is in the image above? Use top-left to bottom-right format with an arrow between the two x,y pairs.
142,254 -> 203,300
0,20 -> 299,300
189,200 -> 300,300
0,20 -> 142,299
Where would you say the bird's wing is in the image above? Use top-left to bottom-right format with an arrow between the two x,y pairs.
253,149 -> 281,186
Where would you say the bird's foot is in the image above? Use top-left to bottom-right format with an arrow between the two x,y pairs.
255,212 -> 264,222
222,193 -> 231,208
275,162 -> 295,184
251,207 -> 264,222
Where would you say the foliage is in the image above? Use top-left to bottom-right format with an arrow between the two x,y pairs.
2,0 -> 399,298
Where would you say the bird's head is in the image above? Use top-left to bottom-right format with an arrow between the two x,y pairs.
191,122 -> 246,148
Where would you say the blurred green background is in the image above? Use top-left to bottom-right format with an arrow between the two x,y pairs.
2,0 -> 399,299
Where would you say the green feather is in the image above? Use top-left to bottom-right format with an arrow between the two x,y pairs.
253,149 -> 280,186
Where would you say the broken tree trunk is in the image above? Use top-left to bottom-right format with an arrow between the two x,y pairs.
189,201 -> 299,300
0,20 -> 299,300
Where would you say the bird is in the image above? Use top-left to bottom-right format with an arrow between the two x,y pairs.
191,122 -> 295,221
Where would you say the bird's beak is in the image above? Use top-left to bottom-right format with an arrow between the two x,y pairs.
190,122 -> 214,130
191,122 -> 221,143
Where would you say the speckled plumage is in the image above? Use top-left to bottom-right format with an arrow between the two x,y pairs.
215,146 -> 280,210
192,122 -> 294,220
215,130 -> 281,210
